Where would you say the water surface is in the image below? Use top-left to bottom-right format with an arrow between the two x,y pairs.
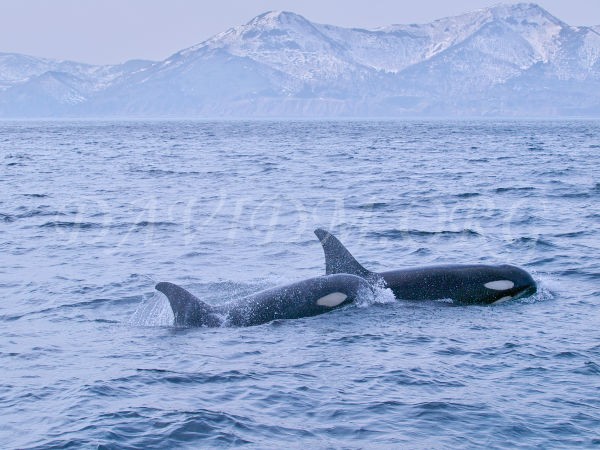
1,120 -> 599,448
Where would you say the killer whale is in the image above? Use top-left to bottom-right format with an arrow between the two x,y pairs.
314,228 -> 536,305
155,273 -> 373,327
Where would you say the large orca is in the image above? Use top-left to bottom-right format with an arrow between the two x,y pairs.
155,273 -> 373,327
314,229 -> 536,305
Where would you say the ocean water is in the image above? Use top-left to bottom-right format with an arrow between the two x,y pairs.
1,120 -> 599,449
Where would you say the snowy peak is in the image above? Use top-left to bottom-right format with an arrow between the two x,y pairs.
484,3 -> 564,61
229,10 -> 322,44
188,9 -> 355,81
245,10 -> 314,30
0,52 -> 154,92
381,3 -> 565,63
201,9 -> 328,51
486,2 -> 563,25
0,53 -> 72,89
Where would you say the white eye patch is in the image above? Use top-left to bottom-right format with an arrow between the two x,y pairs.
316,292 -> 347,307
484,280 -> 515,290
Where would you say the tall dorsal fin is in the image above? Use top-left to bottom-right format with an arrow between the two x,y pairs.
155,282 -> 220,327
314,229 -> 373,278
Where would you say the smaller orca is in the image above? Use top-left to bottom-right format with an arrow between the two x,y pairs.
155,273 -> 373,327
314,229 -> 536,305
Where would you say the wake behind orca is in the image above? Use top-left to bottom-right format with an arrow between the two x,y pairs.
155,274 -> 373,327
314,228 -> 536,305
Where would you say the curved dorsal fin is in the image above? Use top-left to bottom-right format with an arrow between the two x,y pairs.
155,282 -> 220,327
314,229 -> 373,278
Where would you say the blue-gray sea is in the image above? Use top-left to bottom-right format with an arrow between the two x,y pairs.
1,120 -> 599,449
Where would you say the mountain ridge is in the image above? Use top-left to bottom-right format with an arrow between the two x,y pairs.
1,3 -> 599,117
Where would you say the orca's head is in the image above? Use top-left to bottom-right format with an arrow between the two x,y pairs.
314,274 -> 374,308
481,265 -> 537,304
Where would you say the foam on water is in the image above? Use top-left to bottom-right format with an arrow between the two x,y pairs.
129,292 -> 174,327
355,278 -> 397,308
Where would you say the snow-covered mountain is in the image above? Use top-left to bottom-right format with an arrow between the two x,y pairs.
1,3 -> 599,117
0,54 -> 154,115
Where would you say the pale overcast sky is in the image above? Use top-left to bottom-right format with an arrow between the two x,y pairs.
1,0 -> 599,65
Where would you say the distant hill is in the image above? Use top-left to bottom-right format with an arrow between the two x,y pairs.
1,3 -> 599,117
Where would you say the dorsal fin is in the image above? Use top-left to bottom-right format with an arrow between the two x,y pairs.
314,229 -> 373,278
155,282 -> 221,327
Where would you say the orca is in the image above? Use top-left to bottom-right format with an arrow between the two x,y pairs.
314,228 -> 536,305
155,273 -> 373,327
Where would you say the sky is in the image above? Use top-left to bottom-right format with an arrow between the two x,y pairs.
1,0 -> 599,65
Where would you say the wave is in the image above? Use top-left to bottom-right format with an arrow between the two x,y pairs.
368,228 -> 481,239
34,220 -> 179,231
118,368 -> 257,385
509,236 -> 555,248
0,208 -> 66,222
553,231 -> 589,238
411,401 -> 494,421
574,361 -> 600,376
134,221 -> 178,227
354,202 -> 390,211
495,186 -> 535,193
559,192 -> 591,199
17,209 -> 67,219
25,408 -> 255,449
38,221 -> 102,230
4,152 -> 32,160
130,168 -> 202,176
0,295 -> 141,323
21,193 -> 49,198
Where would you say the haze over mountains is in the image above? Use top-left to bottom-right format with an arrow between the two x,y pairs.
1,3 -> 599,117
